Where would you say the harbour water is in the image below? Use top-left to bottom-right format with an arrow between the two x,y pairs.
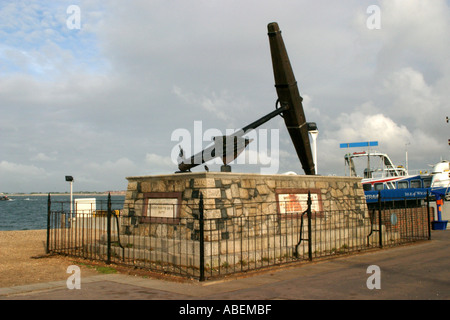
0,194 -> 125,231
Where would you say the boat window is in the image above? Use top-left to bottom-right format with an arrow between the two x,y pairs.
386,182 -> 396,189
363,184 -> 372,191
410,180 -> 421,188
374,183 -> 384,191
423,178 -> 431,188
397,181 -> 408,189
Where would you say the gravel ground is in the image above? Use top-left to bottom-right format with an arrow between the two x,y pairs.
0,229 -> 101,288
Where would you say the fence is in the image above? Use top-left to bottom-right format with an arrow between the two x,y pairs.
46,192 -> 432,281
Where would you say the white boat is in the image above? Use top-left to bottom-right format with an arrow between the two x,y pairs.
430,160 -> 450,189
344,151 -> 449,206
345,151 -> 431,190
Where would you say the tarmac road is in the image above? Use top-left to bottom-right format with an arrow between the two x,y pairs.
1,231 -> 449,303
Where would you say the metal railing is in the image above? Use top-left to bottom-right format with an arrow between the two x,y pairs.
46,192 -> 432,281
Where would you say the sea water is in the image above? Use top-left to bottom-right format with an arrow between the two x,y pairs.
0,195 -> 125,231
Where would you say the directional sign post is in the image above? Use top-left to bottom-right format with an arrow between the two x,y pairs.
339,141 -> 379,149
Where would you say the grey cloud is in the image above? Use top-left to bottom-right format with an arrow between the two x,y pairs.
1,0 -> 449,192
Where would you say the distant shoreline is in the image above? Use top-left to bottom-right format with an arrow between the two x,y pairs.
4,192 -> 126,197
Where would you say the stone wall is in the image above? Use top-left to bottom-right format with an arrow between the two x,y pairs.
114,173 -> 369,268
124,173 -> 365,217
122,173 -> 366,236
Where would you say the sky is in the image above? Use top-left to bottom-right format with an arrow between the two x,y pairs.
1,0 -> 449,193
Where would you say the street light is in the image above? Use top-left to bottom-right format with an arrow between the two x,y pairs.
65,176 -> 74,214
307,122 -> 319,174
405,142 -> 410,175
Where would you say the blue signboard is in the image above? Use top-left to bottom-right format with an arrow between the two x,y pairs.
364,188 -> 429,203
340,141 -> 378,148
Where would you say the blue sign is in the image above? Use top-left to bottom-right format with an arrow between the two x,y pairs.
340,141 -> 378,148
365,188 -> 429,203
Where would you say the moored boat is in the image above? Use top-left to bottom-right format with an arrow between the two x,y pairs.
344,151 -> 448,207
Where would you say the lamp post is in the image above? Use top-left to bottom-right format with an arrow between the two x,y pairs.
307,122 -> 319,174
65,176 -> 74,214
447,116 -> 449,147
405,142 -> 410,175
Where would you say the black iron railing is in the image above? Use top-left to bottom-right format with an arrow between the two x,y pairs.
46,192 -> 432,281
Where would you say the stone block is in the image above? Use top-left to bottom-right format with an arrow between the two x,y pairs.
127,181 -> 138,191
230,183 -> 240,198
316,181 -> 328,189
125,191 -> 136,200
141,182 -> 151,193
203,188 -> 222,199
256,184 -> 270,195
151,180 -> 166,192
183,188 -> 192,199
193,178 -> 215,188
241,179 -> 256,189
265,180 -> 276,189
205,209 -> 221,219
239,188 -> 249,199
221,179 -> 232,185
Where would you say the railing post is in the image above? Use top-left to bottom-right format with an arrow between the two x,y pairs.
199,192 -> 205,281
107,192 -> 112,264
307,191 -> 313,261
426,191 -> 431,240
46,193 -> 51,253
378,191 -> 383,248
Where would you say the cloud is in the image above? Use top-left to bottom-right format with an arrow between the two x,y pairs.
1,0 -> 450,192
0,161 -> 49,192
0,160 -> 46,176
382,67 -> 442,129
31,152 -> 57,162
144,153 -> 176,175
316,109 -> 411,175
0,1 -> 104,78
172,86 -> 253,126
76,157 -> 137,190
145,153 -> 173,167
377,0 -> 450,78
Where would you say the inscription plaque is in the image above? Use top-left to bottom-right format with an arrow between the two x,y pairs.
146,198 -> 178,218
142,192 -> 182,223
276,189 -> 323,215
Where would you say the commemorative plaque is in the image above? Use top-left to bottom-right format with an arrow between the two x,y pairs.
142,192 -> 182,223
276,189 -> 323,215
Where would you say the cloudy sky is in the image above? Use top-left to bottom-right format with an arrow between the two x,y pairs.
1,0 -> 449,193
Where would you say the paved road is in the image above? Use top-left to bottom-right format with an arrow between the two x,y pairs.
1,231 -> 449,304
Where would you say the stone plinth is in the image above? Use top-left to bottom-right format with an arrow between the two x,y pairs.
106,172 -> 370,270
124,172 -> 365,216
122,172 -> 366,237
